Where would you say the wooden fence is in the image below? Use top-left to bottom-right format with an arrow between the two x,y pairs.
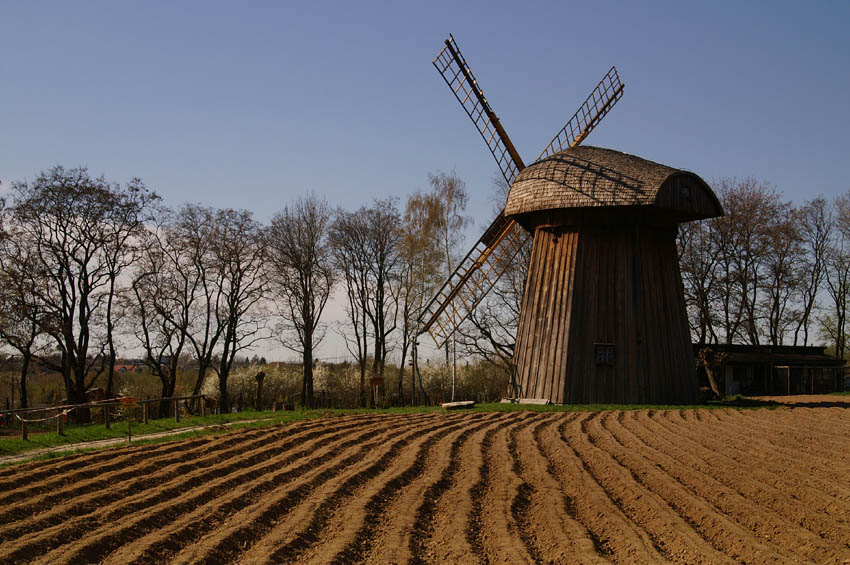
0,394 -> 209,441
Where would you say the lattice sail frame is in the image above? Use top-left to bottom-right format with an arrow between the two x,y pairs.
433,35 -> 525,185
420,213 -> 528,348
420,37 -> 624,346
536,66 -> 624,161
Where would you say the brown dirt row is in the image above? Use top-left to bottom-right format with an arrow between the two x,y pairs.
519,416 -> 609,564
539,413 -> 663,563
128,413 -> 472,565
330,413 -> 506,564
627,411 -> 850,548
596,412 -> 821,563
0,405 -> 849,563
681,410 -> 850,493
0,414 -> 425,564
256,413 -> 491,564
709,409 -> 850,464
567,412 -> 732,563
725,408 -> 850,458
37,414 -> 436,565
0,415 -> 378,532
305,413 -> 504,564
0,414 -> 406,545
405,413 -> 504,564
731,408 -> 850,461
648,411 -> 850,532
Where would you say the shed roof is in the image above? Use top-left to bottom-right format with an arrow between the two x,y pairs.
505,146 -> 722,220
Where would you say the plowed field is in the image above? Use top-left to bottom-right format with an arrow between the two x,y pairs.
1,399 -> 849,564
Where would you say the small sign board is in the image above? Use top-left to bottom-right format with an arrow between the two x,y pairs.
369,377 -> 384,387
121,397 -> 138,409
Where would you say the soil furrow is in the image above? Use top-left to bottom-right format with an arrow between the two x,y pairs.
0,414 -> 414,564
107,415 -> 435,564
254,414 -> 468,565
407,414 -> 504,564
0,404 -> 847,563
516,415 -> 608,563
0,416 -> 349,500
567,412 -> 725,563
710,409 -> 850,469
657,410 -> 850,504
646,410 -> 850,540
465,424 -> 499,564
507,415 -> 546,564
539,413 -> 663,563
325,414 -> 498,564
330,414 -> 502,564
596,412 -> 807,563
0,434 -> 215,496
471,412 -> 540,564
0,416 -> 372,534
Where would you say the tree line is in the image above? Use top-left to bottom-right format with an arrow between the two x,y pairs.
0,166 -> 477,417
679,178 -> 850,356
2,166 -> 847,417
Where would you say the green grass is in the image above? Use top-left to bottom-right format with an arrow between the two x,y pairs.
0,397 -> 782,463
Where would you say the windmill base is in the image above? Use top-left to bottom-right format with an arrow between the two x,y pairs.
513,221 -> 697,404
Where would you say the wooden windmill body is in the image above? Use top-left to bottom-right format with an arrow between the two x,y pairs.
421,36 -> 723,404
506,147 -> 721,403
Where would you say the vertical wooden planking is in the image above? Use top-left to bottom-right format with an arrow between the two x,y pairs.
513,218 -> 699,405
553,230 -> 577,403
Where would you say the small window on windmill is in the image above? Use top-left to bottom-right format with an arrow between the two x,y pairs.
679,182 -> 691,200
595,343 -> 615,365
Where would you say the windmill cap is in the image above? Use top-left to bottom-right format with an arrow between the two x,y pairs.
505,146 -> 723,222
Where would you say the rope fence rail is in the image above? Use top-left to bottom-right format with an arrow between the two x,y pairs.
1,394 -> 209,441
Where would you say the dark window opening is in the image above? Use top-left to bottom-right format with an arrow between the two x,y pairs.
595,343 -> 615,365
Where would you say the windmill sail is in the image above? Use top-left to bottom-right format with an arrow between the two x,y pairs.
420,212 -> 528,347
433,35 -> 525,185
536,66 -> 624,160
422,37 -> 623,347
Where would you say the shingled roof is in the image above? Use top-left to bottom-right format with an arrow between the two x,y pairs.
505,146 -> 722,221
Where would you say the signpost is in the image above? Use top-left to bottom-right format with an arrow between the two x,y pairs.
122,397 -> 137,442
369,378 -> 384,408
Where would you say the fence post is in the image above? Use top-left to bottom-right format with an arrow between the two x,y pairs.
143,398 -> 149,424
201,395 -> 206,417
57,412 -> 64,436
21,419 -> 27,441
104,405 -> 110,429
174,399 -> 180,423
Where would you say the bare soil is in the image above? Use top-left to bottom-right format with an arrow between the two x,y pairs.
1,401 -> 849,564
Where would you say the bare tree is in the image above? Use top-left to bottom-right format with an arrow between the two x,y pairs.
210,208 -> 269,414
364,198 -> 401,396
761,209 -> 803,346
171,204 -> 228,409
711,178 -> 784,344
267,195 -> 335,408
101,179 -> 159,397
9,166 -> 153,420
429,171 -> 471,401
329,208 -> 372,407
678,220 -> 721,345
0,217 -> 50,408
130,215 -> 194,416
398,190 -> 442,405
822,191 -> 850,359
794,197 -> 831,346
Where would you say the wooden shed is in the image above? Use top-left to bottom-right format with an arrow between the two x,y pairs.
694,343 -> 847,396
506,146 -> 723,404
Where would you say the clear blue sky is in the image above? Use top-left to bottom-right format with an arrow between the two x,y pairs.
2,1 -> 849,359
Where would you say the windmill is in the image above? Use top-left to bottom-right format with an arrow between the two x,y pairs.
421,35 -> 722,404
